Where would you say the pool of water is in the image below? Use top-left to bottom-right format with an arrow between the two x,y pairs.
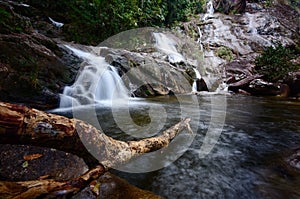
53,95 -> 300,198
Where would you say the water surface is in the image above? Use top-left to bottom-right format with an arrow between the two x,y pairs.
54,95 -> 300,198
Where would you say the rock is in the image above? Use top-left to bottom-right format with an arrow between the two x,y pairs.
0,1 -> 81,109
214,0 -> 247,14
284,70 -> 300,97
226,59 -> 262,92
0,33 -> 79,109
97,46 -> 194,97
74,172 -> 164,199
195,78 -> 209,91
0,144 -> 88,181
285,148 -> 300,171
247,79 -> 281,96
228,75 -> 262,92
278,84 -> 291,97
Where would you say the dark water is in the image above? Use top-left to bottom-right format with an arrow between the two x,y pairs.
53,95 -> 300,198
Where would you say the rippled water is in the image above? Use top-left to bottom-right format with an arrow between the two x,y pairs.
54,95 -> 300,198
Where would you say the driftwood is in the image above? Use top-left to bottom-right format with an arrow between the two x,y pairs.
0,166 -> 105,199
0,102 -> 191,198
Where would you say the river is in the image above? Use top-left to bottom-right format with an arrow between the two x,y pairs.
53,95 -> 300,198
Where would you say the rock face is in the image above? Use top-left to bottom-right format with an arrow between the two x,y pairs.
100,47 -> 195,97
0,1 -> 79,109
180,2 -> 300,97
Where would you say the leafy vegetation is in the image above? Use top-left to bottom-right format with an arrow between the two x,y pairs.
17,0 -> 205,44
255,44 -> 300,82
216,46 -> 234,61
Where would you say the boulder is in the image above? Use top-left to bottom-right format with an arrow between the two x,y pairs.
0,33 -> 79,109
195,78 -> 209,92
98,47 -> 194,97
247,79 -> 281,96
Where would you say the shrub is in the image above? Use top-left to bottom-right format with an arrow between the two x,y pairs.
255,44 -> 300,82
216,46 -> 234,61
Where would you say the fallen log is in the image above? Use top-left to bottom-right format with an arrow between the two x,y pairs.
0,165 -> 105,199
0,102 -> 192,198
0,102 -> 191,168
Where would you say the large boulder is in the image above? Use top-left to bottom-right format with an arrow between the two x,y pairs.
100,47 -> 194,97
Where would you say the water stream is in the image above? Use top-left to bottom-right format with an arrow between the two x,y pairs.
153,32 -> 185,64
109,96 -> 300,199
53,95 -> 300,198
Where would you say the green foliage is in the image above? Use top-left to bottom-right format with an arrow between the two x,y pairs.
0,5 -> 30,33
165,0 -> 203,25
216,46 -> 234,61
7,0 -> 208,44
0,7 -> 11,19
18,0 -> 205,44
255,44 -> 300,82
0,7 -> 12,31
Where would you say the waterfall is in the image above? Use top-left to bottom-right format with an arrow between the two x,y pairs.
192,68 -> 202,92
203,0 -> 214,20
153,32 -> 185,64
59,45 -> 129,108
245,13 -> 258,35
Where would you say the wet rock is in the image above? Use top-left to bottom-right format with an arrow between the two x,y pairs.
278,84 -> 291,97
0,33 -> 79,109
285,148 -> 300,171
97,46 -> 194,97
228,75 -> 262,92
0,1 -> 80,109
73,172 -> 163,199
247,79 -> 281,96
284,70 -> 300,97
0,144 -> 88,181
195,78 -> 209,91
226,59 -> 261,92
226,60 -> 255,80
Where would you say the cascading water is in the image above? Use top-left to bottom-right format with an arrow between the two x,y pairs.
245,12 -> 273,47
196,0 -> 230,93
59,45 -> 129,108
153,32 -> 185,64
192,68 -> 202,92
203,0 -> 214,20
245,13 -> 258,35
153,32 -> 202,92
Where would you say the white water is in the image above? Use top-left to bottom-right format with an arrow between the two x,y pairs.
245,13 -> 258,35
245,12 -> 273,47
203,0 -> 214,20
153,32 -> 185,64
59,45 -> 129,108
49,17 -> 64,28
192,68 -> 202,92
